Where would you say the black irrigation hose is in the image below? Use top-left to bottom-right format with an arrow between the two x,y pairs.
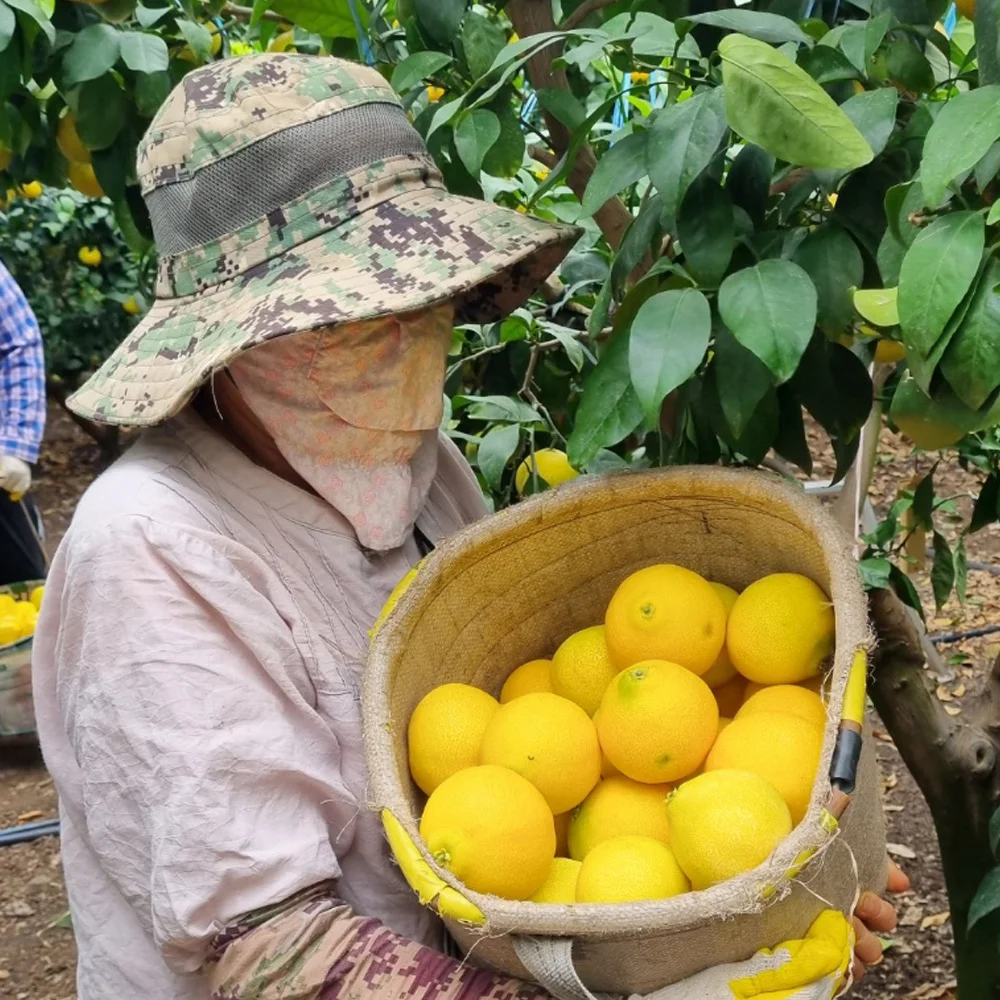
929,624 -> 1000,645
0,817 -> 60,847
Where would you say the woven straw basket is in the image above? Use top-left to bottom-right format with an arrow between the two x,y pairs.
364,467 -> 887,996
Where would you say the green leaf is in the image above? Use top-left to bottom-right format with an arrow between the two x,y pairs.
477,423 -> 520,490
970,475 -> 1000,534
798,44 -> 861,84
714,324 -> 773,438
390,52 -> 452,93
628,288 -> 711,422
885,35 -> 935,92
119,32 -> 169,74
461,12 -> 505,79
62,24 -> 120,85
177,19 -> 212,62
941,256 -> 1000,410
453,109 -> 499,177
536,88 -> 586,131
726,143 -> 775,229
75,75 -> 127,151
603,12 -> 700,59
583,131 -> 649,217
481,101 -> 523,178
885,180 -> 924,248
462,395 -> 539,423
912,466 -> 936,528
135,4 -> 171,26
792,225 -> 864,335
718,259 -> 817,383
774,385 -> 813,473
921,87 -> 1000,207
988,202 -> 1000,228
955,538 -> 968,604
854,287 -> 899,327
677,176 -> 734,287
898,211 -> 985,357
3,0 -> 51,43
931,531 -> 954,609
719,33 -> 874,171
975,0 -> 1000,87
646,87 -> 728,220
969,866 -> 1000,931
889,563 -> 925,621
682,9 -> 812,46
0,2 -> 15,52
567,333 -> 644,469
878,231 -> 906,286
858,557 -> 893,590
414,0 -> 466,44
989,806 -> 1000,859
830,87 -> 898,164
135,70 -> 171,116
270,0 -> 362,36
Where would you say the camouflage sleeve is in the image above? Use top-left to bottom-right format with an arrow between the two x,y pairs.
203,881 -> 551,1000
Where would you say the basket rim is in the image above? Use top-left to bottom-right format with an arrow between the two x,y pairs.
363,465 -> 872,938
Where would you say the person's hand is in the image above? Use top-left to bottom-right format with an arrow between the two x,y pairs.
851,859 -> 910,982
0,455 -> 30,496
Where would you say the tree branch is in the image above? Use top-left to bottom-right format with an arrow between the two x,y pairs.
561,0 -> 620,31
222,3 -> 286,24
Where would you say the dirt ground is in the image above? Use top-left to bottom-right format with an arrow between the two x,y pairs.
2,404 -> 998,999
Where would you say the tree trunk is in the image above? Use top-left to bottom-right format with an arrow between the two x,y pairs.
869,588 -> 1000,998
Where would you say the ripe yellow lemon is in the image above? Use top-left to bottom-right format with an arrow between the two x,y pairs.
420,765 -> 555,900
28,586 -> 44,611
123,296 -> 142,316
600,749 -> 621,778
408,684 -> 499,795
554,811 -> 571,857
726,573 -> 834,684
370,561 -> 422,640
738,685 -> 827,730
956,0 -> 975,18
78,246 -> 102,267
575,835 -> 690,903
551,625 -> 617,716
480,692 -> 601,813
0,615 -> 19,645
57,113 -> 91,164
515,448 -> 579,494
501,659 -> 552,702
596,660 -> 718,783
717,717 -> 732,736
705,711 -> 823,823
68,161 -> 105,199
568,776 -> 672,860
743,675 -> 824,702
699,583 -> 740,688
531,857 -> 582,903
875,340 -> 906,365
20,181 -> 42,199
0,146 -> 11,171
0,594 -> 16,614
665,769 -> 792,890
713,673 -> 747,717
604,564 -> 726,674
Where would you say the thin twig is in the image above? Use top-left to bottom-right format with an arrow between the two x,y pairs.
222,2 -> 287,24
561,0 -> 620,31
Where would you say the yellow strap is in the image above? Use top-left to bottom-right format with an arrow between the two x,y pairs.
841,648 -> 867,727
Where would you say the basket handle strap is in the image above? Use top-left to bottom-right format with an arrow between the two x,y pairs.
513,936 -> 617,1000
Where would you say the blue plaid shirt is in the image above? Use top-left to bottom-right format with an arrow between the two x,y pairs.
0,261 -> 45,463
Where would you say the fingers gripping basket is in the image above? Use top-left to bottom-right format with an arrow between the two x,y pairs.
364,467 -> 886,995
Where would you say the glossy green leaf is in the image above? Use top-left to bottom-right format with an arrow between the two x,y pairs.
955,538 -> 968,605
677,176 -> 734,287
990,806 -> 1000,859
3,0 -> 51,43
646,87 -> 728,219
798,44 -> 861,83
941,256 -> 1000,410
858,557 -> 893,590
177,20 -> 212,62
854,287 -> 899,327
885,181 -> 924,248
889,371 -> 1000,449
453,109 -> 500,176
0,2 -> 15,52
461,395 -> 539,423
414,0 -> 467,44
718,259 -> 818,383
477,423 -> 520,490
391,52 -> 452,93
913,467 -> 935,528
461,13 -> 505,80
75,75 -> 127,151
885,35 -> 935,92
583,131 -> 649,216
971,475 -> 1000,534
536,88 -> 586,131
481,102 -> 523,178
713,324 -> 773,438
726,143 -> 775,229
682,9 -> 812,46
793,225 -> 864,334
774,385 -> 813,474
931,531 -> 954,609
898,211 -> 985,356
62,24 -> 120,85
567,333 -> 645,469
969,866 -> 1000,931
878,231 -> 906,286
889,563 -> 925,621
603,12 -> 700,59
119,32 -> 169,74
135,4 -> 170,26
988,202 -> 1000,227
271,0 -> 363,36
921,87 -> 1000,207
976,0 -> 1000,87
135,70 -> 171,117
629,288 -> 712,422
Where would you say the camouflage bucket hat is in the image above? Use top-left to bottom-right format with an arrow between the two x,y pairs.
69,53 -> 582,427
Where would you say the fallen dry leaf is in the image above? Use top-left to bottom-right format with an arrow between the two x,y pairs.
887,842 -> 917,860
874,730 -> 896,743
944,704 -> 963,716
17,810 -> 44,823
904,979 -> 958,999
920,910 -> 950,929
936,685 -> 953,701
900,905 -> 924,927
952,683 -> 966,698
882,772 -> 899,791
884,804 -> 904,812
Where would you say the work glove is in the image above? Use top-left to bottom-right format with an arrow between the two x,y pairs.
0,455 -> 31,496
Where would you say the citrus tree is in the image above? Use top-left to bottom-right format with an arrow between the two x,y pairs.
5,0 -> 1000,992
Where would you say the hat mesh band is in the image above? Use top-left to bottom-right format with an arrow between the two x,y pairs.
146,102 -> 427,257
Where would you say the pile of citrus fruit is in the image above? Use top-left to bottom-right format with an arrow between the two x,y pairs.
0,586 -> 44,646
406,565 -> 835,904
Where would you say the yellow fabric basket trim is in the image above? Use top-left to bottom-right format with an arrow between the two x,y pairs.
760,810 -> 840,900
381,809 -> 486,926
841,648 -> 868,727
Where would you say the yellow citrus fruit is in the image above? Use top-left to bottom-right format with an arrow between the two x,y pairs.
515,449 -> 579,494
738,685 -> 826,730
0,146 -> 12,171
596,660 -> 718,783
370,561 -> 422,640
420,764 -> 555,900
956,0 -> 975,18
407,683 -> 499,795
875,340 -> 906,365
699,583 -> 740,688
604,564 -> 727,674
665,769 -> 792,890
0,594 -> 16,614
713,673 -> 747,717
0,615 -> 20,645
717,717 -> 732,736
269,28 -> 295,51
122,296 -> 142,316
727,573 -> 835,684
554,811 -> 571,857
550,625 -> 617,716
78,246 -> 102,267
575,835 -> 689,903
531,857 -> 582,903
501,658 -> 552,702
28,586 -> 44,610
600,749 -> 621,778
57,114 -> 90,164
208,21 -> 222,55
68,161 -> 105,199
743,675 -> 824,702
705,711 -> 823,823
20,180 -> 42,199
568,776 -> 672,861
479,692 -> 601,813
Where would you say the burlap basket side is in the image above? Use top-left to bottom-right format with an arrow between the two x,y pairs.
364,467 -> 886,993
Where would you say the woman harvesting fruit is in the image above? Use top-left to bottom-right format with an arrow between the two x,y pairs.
33,54 -> 900,1000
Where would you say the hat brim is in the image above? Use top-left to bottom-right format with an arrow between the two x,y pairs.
69,186 -> 582,427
